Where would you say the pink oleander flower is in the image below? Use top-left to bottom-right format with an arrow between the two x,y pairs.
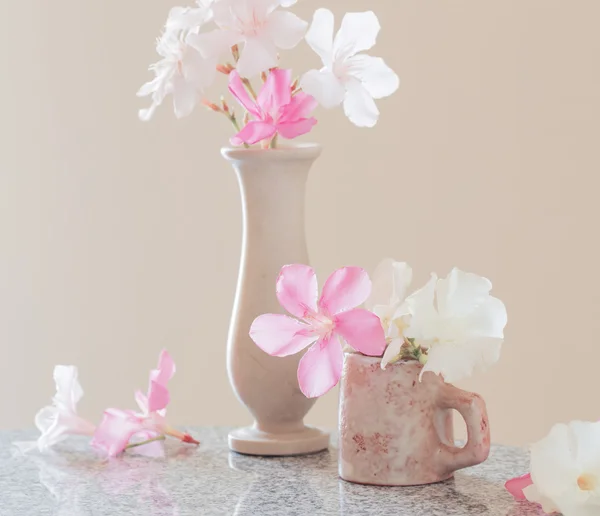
228,69 -> 318,146
250,264 -> 387,398
33,366 -> 96,453
505,473 -> 533,501
91,350 -> 198,457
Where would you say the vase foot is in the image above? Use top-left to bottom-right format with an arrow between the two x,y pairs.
228,426 -> 330,456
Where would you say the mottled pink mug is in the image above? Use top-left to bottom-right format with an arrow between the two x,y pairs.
338,353 -> 490,486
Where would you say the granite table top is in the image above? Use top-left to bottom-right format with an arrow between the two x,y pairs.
0,427 -> 542,516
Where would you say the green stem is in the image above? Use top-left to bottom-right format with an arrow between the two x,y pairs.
125,435 -> 166,451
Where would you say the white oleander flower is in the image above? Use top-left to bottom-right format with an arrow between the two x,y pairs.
524,421 -> 600,516
405,268 -> 507,383
187,0 -> 307,78
365,259 -> 413,369
300,9 -> 399,128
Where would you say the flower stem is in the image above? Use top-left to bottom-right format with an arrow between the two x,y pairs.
242,78 -> 257,100
270,133 -> 279,149
125,435 -> 166,450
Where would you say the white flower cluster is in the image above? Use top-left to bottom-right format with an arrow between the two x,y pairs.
138,0 -> 399,128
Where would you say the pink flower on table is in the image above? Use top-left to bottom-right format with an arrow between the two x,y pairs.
228,69 -> 318,146
505,473 -> 533,500
250,265 -> 387,398
91,350 -> 198,457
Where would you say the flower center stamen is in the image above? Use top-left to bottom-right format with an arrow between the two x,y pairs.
577,473 -> 597,492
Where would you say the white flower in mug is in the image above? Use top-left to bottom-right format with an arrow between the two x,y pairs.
404,268 -> 507,383
187,0 -> 308,78
365,259 -> 413,369
138,9 -> 217,121
300,9 -> 399,128
523,421 -> 600,516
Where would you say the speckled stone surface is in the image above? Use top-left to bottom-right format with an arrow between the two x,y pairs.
0,427 -> 543,515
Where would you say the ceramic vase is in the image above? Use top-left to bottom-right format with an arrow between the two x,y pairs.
222,144 -> 329,456
338,353 -> 490,486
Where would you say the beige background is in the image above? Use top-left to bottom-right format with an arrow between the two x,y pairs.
1,0 -> 599,446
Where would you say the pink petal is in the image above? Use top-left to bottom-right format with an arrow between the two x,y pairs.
257,69 -> 292,117
150,350 -> 176,387
277,119 -> 318,140
231,121 -> 277,146
276,264 -> 318,318
147,380 -> 170,414
250,314 -> 317,357
318,267 -> 372,316
505,473 -> 533,500
129,430 -> 165,458
228,70 -> 260,117
278,93 -> 318,123
135,389 -> 148,414
334,308 -> 387,356
91,409 -> 142,458
297,336 -> 343,398
334,308 -> 386,357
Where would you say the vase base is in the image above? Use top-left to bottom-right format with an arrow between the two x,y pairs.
228,426 -> 330,456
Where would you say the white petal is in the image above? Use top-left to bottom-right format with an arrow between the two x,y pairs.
237,37 -> 278,78
267,10 -> 308,50
182,49 -> 217,91
343,78 -> 380,128
522,484 -> 561,514
300,69 -> 345,109
172,75 -> 198,118
279,0 -> 297,6
421,336 -> 502,383
186,29 -> 242,59
333,11 -> 381,62
53,365 -> 83,412
405,274 -> 439,342
462,295 -> 507,340
381,338 -> 403,370
345,54 -> 400,99
305,8 -> 335,66
436,268 -> 493,318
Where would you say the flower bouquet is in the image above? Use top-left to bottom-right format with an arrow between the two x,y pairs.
251,259 -> 508,484
136,0 -> 401,456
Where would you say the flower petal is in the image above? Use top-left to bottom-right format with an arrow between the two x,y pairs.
319,267 -> 372,316
257,68 -> 292,118
300,69 -> 345,109
91,410 -> 142,458
304,8 -> 335,65
436,268 -> 493,318
333,11 -> 381,62
421,337 -> 502,383
266,10 -> 308,50
381,338 -> 404,370
345,54 -> 400,100
278,92 -> 318,123
172,75 -> 198,119
147,381 -> 170,414
228,70 -> 260,117
186,29 -> 242,59
231,121 -> 277,146
53,365 -> 83,412
250,314 -> 316,357
463,295 -> 508,340
343,78 -> 380,128
150,350 -> 176,388
297,336 -> 343,398
505,473 -> 533,501
405,273 -> 439,342
276,264 -> 318,319
365,259 -> 413,310
277,119 -> 317,140
334,308 -> 387,356
237,37 -> 278,78
522,484 -> 560,514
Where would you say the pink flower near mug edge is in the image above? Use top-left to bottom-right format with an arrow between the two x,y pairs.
228,69 -> 318,146
249,264 -> 387,398
505,473 -> 533,500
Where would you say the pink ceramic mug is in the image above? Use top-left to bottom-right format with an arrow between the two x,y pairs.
338,353 -> 490,486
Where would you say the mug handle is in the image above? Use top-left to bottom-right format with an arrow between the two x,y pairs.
435,383 -> 491,474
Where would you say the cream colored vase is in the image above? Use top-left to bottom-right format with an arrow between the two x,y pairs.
222,144 -> 329,456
